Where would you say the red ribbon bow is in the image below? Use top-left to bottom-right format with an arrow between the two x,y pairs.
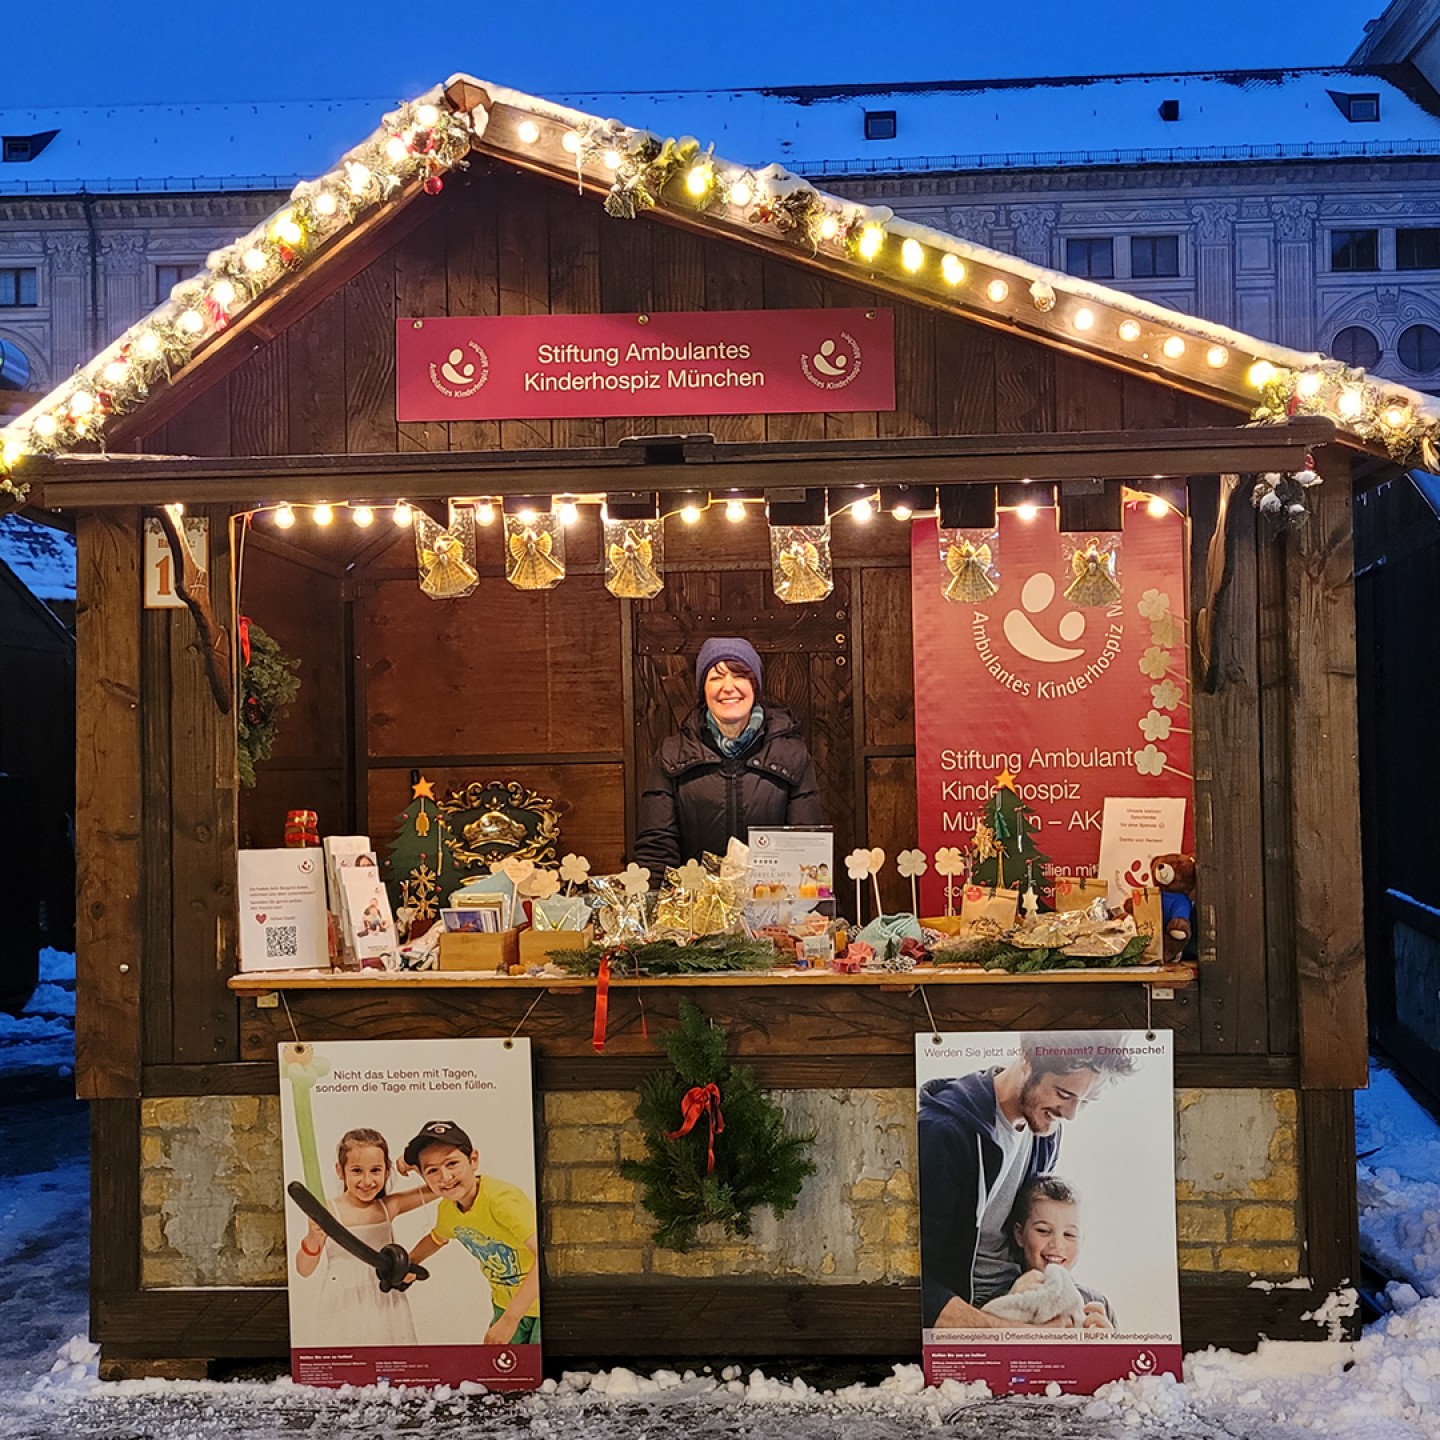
666,1082 -> 725,1173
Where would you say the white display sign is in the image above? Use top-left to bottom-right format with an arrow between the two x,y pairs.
237,847 -> 328,971
143,515 -> 209,609
1097,797 -> 1187,906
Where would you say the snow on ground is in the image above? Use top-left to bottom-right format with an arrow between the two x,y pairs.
2,1004 -> 1440,1438
0,949 -> 77,1086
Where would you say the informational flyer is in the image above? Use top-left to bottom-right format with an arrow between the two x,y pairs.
1097,797 -> 1188,907
236,848 -> 328,972
916,1029 -> 1182,1395
279,1038 -> 542,1389
338,865 -> 401,970
747,826 -> 835,906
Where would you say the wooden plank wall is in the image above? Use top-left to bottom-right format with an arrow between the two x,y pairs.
123,160 -> 1324,1075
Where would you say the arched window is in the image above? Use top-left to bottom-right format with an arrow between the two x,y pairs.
1330,325 -> 1381,369
1397,324 -> 1440,374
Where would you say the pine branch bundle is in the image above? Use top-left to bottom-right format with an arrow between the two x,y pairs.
621,1002 -> 816,1251
549,935 -> 777,976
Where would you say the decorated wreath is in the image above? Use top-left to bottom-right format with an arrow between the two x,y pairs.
237,620 -> 301,788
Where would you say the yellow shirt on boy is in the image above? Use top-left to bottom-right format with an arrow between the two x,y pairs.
429,1177 -> 539,1317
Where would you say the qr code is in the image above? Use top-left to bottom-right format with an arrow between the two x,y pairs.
265,924 -> 298,960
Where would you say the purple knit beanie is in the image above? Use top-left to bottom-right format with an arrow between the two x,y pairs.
696,637 -> 763,696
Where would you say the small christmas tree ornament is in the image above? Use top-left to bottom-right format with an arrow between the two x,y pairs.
770,523 -> 833,605
505,511 -> 566,591
604,516 -> 665,600
622,1002 -> 816,1250
382,774 -> 459,931
414,502 -> 480,600
971,769 -> 1051,894
1063,535 -> 1122,608
940,531 -> 999,603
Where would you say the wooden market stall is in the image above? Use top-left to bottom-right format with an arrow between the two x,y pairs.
1,75 -> 1414,1377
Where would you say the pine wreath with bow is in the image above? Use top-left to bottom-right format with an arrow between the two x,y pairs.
621,1001 -> 816,1251
237,620 -> 301,788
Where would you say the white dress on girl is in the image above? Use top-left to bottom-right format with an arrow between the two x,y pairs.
319,1216 -> 417,1347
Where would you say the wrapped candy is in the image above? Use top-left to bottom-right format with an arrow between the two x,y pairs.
653,854 -> 745,939
414,504 -> 480,600
770,523 -> 833,605
939,528 -> 999,603
604,517 -> 665,600
589,873 -> 650,947
504,511 -> 567,591
1063,534 -> 1122,608
690,863 -> 745,937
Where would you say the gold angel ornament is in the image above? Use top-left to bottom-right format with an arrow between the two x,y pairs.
1063,537 -> 1122,608
413,504 -> 480,601
604,518 -> 664,600
504,512 -> 567,591
770,523 -> 834,605
942,533 -> 998,603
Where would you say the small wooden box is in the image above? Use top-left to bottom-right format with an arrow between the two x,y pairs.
519,926 -> 592,966
438,928 -> 521,973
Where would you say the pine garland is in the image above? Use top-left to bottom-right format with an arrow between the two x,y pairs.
622,1002 -> 816,1251
549,935 -> 777,977
935,932 -> 1153,975
237,622 -> 301,788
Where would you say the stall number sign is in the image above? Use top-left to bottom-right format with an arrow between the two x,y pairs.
144,516 -> 209,609
395,309 -> 896,421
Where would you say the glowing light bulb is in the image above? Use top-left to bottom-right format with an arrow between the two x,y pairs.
1385,404 -> 1407,427
558,500 -> 579,526
314,190 -> 338,216
561,131 -> 582,154
1148,496 -> 1169,518
347,163 -> 372,195
102,360 -> 128,385
1248,360 -> 1276,388
179,310 -> 205,334
275,505 -> 296,529
68,391 -> 94,417
169,503 -> 186,518
602,148 -> 622,171
1296,371 -> 1322,398
1118,320 -> 1141,342
273,211 -> 302,245
892,503 -> 913,521
725,499 -> 746,522
685,164 -> 713,197
941,253 -> 965,285
1073,308 -> 1095,332
852,497 -> 874,523
858,224 -> 884,261
313,503 -> 334,526
385,136 -> 409,164
352,505 -> 374,527
680,503 -> 702,525
728,177 -> 752,208
392,502 -> 412,527
1016,502 -> 1039,522
819,214 -> 839,240
986,278 -> 1009,303
1162,336 -> 1186,359
1337,386 -> 1364,419
517,119 -> 541,144
901,238 -> 924,272
1206,345 -> 1228,368
243,247 -> 267,273
34,414 -> 58,439
416,104 -> 440,128
476,501 -> 496,526
137,331 -> 161,356
517,507 -> 538,526
210,279 -> 236,308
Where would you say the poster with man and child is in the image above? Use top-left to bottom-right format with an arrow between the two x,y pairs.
279,1038 -> 541,1389
916,1029 -> 1182,1394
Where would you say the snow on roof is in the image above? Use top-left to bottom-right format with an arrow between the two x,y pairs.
0,514 -> 75,601
0,98 -> 392,195
4,73 -> 1440,499
2,69 -> 1436,196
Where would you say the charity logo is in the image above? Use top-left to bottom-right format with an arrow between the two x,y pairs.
1132,1350 -> 1157,1375
800,331 -> 863,391
752,832 -> 772,850
298,857 -> 315,874
1003,572 -> 1086,664
1124,858 -> 1151,887
428,341 -> 489,399
492,1349 -> 517,1372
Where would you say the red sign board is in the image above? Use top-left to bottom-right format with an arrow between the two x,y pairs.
910,502 -> 1194,912
395,309 -> 895,421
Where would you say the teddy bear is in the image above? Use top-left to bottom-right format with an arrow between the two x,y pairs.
1151,853 -> 1197,962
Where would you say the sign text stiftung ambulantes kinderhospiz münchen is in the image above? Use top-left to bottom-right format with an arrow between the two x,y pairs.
395,309 -> 896,421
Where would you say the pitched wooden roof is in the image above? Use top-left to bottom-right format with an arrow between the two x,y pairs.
3,74 -> 1434,505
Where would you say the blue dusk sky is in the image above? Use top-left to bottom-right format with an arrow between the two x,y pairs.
14,1 -> 1389,107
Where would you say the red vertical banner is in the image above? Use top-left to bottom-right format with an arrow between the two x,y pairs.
911,500 -> 1194,914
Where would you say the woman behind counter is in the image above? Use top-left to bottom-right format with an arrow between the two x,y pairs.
633,637 -> 823,873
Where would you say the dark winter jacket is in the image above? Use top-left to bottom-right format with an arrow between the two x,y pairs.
918,1068 -> 1061,1326
632,704 -> 824,874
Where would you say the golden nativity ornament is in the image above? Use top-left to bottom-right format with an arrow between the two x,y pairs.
942,536 -> 998,603
1063,537 -> 1122,608
771,524 -> 834,605
504,512 -> 567,591
604,518 -> 665,600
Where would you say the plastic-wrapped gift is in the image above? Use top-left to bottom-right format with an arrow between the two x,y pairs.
531,894 -> 592,932
691,864 -> 745,936
604,517 -> 665,600
938,528 -> 999,603
1062,533 -> 1122,608
590,873 -> 651,946
770,524 -> 834,605
652,865 -> 700,940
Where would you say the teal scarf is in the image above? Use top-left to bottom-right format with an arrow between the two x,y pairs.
706,704 -> 765,758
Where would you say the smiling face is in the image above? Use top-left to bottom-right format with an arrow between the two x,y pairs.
1017,1065 -> 1103,1135
337,1144 -> 389,1205
417,1142 -> 480,1209
1014,1196 -> 1082,1272
704,661 -> 755,729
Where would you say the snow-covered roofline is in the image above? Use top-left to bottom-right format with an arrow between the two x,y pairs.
3,73 -> 1437,504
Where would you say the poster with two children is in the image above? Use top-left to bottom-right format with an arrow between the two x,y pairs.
279,1038 -> 541,1389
